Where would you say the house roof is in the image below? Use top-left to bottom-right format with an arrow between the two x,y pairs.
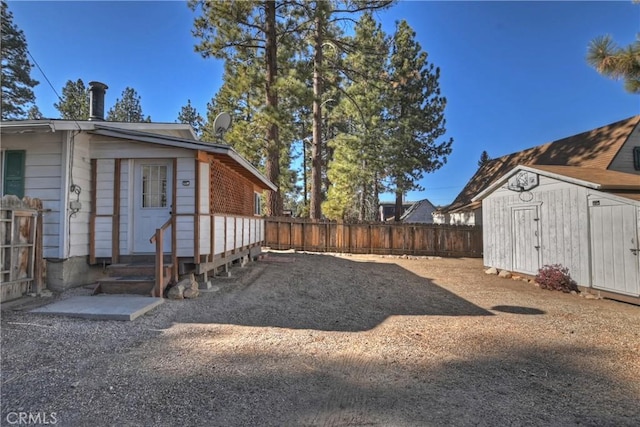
400,198 -> 435,221
445,115 -> 640,213
473,165 -> 640,202
0,120 -> 277,191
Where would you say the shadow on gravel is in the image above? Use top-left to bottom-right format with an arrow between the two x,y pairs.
180,253 -> 493,331
60,340 -> 639,426
491,305 -> 546,315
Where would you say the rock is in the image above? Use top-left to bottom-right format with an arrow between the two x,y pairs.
511,275 -> 522,280
498,270 -> 512,279
485,267 -> 498,275
570,290 -> 578,295
183,288 -> 200,299
167,284 -> 185,300
40,289 -> 53,297
584,293 -> 596,300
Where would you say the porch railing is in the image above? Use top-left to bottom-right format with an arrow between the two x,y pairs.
149,216 -> 177,297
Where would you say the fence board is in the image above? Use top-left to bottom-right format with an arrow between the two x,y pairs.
265,218 -> 482,257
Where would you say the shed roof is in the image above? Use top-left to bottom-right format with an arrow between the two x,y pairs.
445,115 -> 640,213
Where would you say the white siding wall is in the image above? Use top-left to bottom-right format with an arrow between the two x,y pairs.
120,160 -> 131,255
609,124 -> 640,174
483,175 -> 590,285
94,159 -> 114,257
1,133 -> 64,258
176,157 -> 196,257
68,135 -> 92,257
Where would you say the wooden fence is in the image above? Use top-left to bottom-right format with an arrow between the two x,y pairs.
265,218 -> 482,257
1,196 -> 45,302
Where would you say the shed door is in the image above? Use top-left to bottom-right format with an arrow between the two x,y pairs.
133,160 -> 172,253
589,199 -> 639,297
511,205 -> 541,275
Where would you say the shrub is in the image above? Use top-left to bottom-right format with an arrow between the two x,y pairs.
535,264 -> 578,293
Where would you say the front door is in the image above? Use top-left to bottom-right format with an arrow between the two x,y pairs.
133,159 -> 172,253
511,205 -> 541,275
589,199 -> 640,297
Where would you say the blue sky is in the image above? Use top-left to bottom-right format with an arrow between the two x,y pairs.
8,1 -> 640,206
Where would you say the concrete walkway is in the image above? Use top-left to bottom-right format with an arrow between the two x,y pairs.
30,295 -> 164,321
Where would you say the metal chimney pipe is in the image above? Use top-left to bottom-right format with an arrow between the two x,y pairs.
88,81 -> 108,121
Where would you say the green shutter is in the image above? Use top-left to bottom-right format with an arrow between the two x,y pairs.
3,150 -> 26,198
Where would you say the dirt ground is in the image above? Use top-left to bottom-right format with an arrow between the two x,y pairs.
1,252 -> 639,426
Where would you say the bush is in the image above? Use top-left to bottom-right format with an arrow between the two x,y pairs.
535,264 -> 578,293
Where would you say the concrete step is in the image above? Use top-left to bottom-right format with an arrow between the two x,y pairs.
107,263 -> 172,278
94,277 -> 156,296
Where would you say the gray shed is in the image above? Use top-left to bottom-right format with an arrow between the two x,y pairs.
474,165 -> 640,303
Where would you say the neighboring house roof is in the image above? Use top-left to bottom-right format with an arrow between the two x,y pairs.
445,115 -> 640,213
473,165 -> 640,202
400,198 -> 435,222
0,120 -> 276,191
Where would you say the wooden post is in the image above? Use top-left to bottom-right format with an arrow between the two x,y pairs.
34,199 -> 44,293
171,158 -> 178,283
155,229 -> 163,297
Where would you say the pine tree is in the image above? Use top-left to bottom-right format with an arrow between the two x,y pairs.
1,1 -> 39,120
190,0 -> 295,216
177,99 -> 204,137
106,87 -> 149,122
300,0 -> 393,219
323,12 -> 389,221
385,20 -> 452,221
54,78 -> 89,120
478,150 -> 491,168
27,104 -> 42,119
587,34 -> 640,94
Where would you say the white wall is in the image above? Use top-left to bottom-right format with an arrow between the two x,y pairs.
483,175 -> 590,285
68,133 -> 92,257
94,159 -> 114,258
1,132 -> 64,258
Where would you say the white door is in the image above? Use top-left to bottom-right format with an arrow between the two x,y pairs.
589,199 -> 640,297
511,205 -> 541,275
133,160 -> 172,253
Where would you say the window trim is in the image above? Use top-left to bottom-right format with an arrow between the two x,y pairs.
633,146 -> 640,171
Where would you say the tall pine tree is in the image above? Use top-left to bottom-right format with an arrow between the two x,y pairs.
54,78 -> 89,120
1,1 -> 39,120
177,99 -> 204,137
106,87 -> 150,122
323,13 -> 388,220
385,20 -> 452,221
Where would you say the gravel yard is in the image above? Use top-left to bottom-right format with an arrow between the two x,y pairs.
2,252 -> 639,426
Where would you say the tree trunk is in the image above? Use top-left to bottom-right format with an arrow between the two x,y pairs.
310,6 -> 324,220
394,188 -> 403,222
359,159 -> 367,221
264,0 -> 282,216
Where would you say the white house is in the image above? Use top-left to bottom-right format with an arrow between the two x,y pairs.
0,82 -> 276,293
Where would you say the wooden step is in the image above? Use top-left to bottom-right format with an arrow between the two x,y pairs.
107,263 -> 172,278
93,277 -> 156,296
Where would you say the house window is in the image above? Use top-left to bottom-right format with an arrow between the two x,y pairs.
634,147 -> 640,171
254,192 -> 262,216
141,165 -> 167,208
2,150 -> 26,198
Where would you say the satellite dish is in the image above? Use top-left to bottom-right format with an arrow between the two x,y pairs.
213,112 -> 232,139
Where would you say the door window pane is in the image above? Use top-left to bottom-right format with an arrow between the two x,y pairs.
142,165 -> 167,208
